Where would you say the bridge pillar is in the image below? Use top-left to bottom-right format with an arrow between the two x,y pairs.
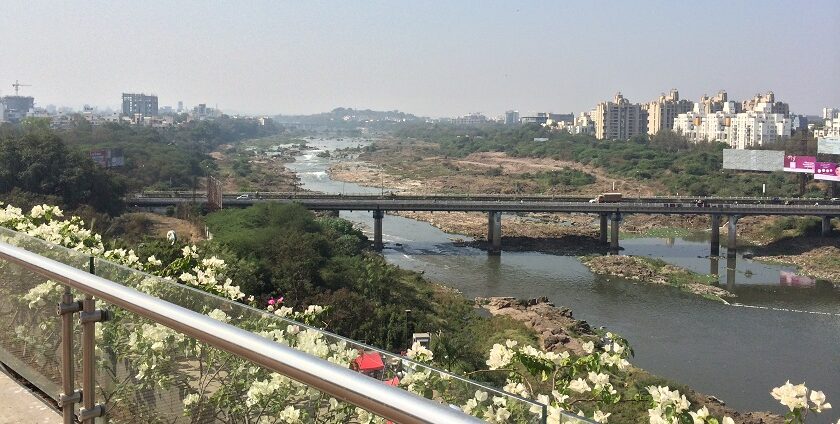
488,211 -> 502,255
710,214 -> 721,257
373,210 -> 384,251
610,213 -> 620,252
727,215 -> 739,258
599,214 -> 608,245
822,216 -> 833,237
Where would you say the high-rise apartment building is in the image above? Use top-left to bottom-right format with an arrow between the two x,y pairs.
742,92 -> 789,117
504,110 -> 520,125
0,96 -> 35,123
698,91 -> 736,114
673,98 -> 791,149
592,93 -> 647,140
644,89 -> 693,136
122,93 -> 159,117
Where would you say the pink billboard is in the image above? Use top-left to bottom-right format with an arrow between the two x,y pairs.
783,155 -> 816,173
814,162 -> 840,181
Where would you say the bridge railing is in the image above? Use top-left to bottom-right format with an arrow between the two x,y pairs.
0,228 -> 594,423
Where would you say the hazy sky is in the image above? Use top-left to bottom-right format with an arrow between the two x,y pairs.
2,1 -> 839,117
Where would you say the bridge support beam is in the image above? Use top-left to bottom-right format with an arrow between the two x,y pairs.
373,210 -> 384,251
710,214 -> 721,257
727,215 -> 739,258
822,216 -> 833,237
599,214 -> 608,245
488,211 -> 502,255
610,213 -> 620,252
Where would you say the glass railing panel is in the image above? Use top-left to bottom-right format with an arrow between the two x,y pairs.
0,227 -> 92,402
0,227 -> 601,422
92,257 -> 548,423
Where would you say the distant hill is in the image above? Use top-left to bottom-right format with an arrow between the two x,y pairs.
274,107 -> 425,126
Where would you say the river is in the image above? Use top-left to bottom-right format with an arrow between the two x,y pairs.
281,138 -> 840,419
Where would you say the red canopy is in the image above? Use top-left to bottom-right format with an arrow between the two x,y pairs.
353,352 -> 385,372
384,376 -> 400,386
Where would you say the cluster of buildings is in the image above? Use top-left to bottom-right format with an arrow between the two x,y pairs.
0,84 -> 264,129
816,108 -> 840,139
491,89 -> 822,149
120,93 -> 222,127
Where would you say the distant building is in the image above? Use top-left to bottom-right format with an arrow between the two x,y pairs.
0,96 -> 35,123
453,113 -> 487,126
259,117 -> 273,126
521,112 -> 549,125
823,107 -> 839,120
504,110 -> 520,125
815,115 -> 840,139
742,92 -> 789,117
698,91 -> 735,114
674,100 -> 791,149
177,101 -> 184,113
644,89 -> 693,136
592,93 -> 647,140
0,102 -> 5,123
573,112 -> 596,135
548,113 -> 574,124
122,93 -> 158,117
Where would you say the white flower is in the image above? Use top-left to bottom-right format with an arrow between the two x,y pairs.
486,343 -> 514,370
722,417 -> 735,424
474,390 -> 488,402
207,309 -> 230,323
771,381 -> 808,411
182,393 -> 200,408
592,410 -> 610,423
809,390 -> 832,412
278,405 -> 301,422
582,341 -> 595,354
688,406 -> 709,424
568,378 -> 590,393
588,371 -> 610,390
406,341 -> 433,361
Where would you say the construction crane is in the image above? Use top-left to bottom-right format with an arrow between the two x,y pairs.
11,80 -> 31,96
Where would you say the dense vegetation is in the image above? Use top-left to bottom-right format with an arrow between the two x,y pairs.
202,203 -> 533,367
54,116 -> 281,191
394,123 -> 826,197
0,125 -> 126,214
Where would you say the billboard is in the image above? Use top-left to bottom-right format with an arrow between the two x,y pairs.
818,137 -> 840,155
722,149 -> 784,172
783,155 -> 816,173
89,148 -> 125,168
814,162 -> 840,182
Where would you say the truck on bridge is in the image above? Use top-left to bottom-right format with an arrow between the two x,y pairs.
591,192 -> 622,203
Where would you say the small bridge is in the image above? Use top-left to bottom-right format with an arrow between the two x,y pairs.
129,193 -> 840,256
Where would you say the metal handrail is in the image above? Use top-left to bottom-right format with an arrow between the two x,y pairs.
0,241 -> 484,424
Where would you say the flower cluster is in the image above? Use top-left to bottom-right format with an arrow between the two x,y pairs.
770,381 -> 833,423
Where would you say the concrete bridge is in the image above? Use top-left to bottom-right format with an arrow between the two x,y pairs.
129,194 -> 840,256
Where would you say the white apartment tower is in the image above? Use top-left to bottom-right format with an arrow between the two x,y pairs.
593,93 -> 647,140
645,89 -> 694,136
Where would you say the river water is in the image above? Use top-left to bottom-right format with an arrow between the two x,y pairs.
282,138 -> 840,419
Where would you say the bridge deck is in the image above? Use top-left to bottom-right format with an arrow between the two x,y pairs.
130,196 -> 840,216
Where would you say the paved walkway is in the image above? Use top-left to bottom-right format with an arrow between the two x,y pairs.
0,371 -> 60,423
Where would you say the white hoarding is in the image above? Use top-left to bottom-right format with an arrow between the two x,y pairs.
722,149 -> 784,172
818,137 -> 840,155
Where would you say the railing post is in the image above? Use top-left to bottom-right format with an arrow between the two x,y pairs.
79,257 -> 109,423
58,287 -> 82,424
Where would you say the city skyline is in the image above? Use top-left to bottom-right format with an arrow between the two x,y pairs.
2,0 -> 839,117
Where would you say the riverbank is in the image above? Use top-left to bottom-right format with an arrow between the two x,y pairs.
580,255 -> 735,301
476,296 -> 781,424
